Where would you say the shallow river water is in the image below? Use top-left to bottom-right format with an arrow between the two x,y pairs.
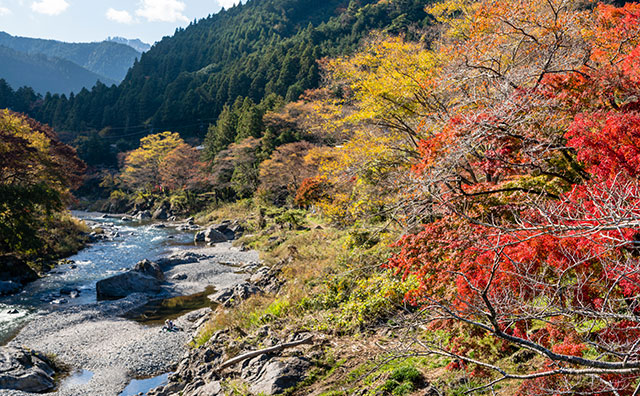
0,211 -> 194,344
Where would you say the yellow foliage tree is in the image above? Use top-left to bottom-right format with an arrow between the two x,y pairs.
120,131 -> 187,192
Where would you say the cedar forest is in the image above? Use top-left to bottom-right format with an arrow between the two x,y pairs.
3,0 -> 640,394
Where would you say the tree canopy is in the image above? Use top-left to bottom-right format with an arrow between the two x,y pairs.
303,0 -> 640,393
0,109 -> 84,256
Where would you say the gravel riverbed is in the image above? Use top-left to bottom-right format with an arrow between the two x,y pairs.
4,242 -> 259,396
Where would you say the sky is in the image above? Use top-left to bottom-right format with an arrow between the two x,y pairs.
0,0 -> 242,45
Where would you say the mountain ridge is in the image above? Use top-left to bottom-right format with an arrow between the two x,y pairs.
106,37 -> 151,53
0,45 -> 117,95
0,32 -> 141,83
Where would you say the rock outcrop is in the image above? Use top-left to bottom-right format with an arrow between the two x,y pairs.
148,258 -> 309,396
194,220 -> 246,244
96,259 -> 164,300
152,206 -> 170,220
148,328 -> 313,396
209,282 -> 261,307
134,210 -> 152,221
204,228 -> 228,244
134,259 -> 165,281
0,347 -> 56,393
243,355 -> 311,395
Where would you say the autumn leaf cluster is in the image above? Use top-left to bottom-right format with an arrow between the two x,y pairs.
302,0 -> 640,393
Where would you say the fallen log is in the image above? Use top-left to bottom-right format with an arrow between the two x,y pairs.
218,335 -> 313,371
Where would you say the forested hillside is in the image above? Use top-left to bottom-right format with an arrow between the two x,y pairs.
0,0 -> 430,138
0,46 -> 117,95
0,32 -> 142,82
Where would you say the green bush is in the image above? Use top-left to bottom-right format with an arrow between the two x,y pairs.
389,366 -> 423,385
392,382 -> 414,395
331,272 -> 418,332
274,209 -> 307,229
377,365 -> 423,395
379,379 -> 402,394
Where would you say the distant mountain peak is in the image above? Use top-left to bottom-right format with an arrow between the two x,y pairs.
0,31 -> 142,94
106,37 -> 151,53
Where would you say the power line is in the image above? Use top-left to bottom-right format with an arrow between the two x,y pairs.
84,118 -> 219,140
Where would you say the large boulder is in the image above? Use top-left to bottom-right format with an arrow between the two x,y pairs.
0,347 -> 56,393
228,223 -> 245,238
208,221 -> 241,240
152,206 -> 169,220
194,231 -> 206,243
134,259 -> 165,281
242,356 -> 310,395
0,255 -> 38,284
96,259 -> 164,300
204,228 -> 227,244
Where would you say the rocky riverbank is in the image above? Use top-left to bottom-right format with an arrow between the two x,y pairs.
145,253 -> 318,396
1,240 -> 259,396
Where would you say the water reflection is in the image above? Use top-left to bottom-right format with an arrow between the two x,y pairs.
119,373 -> 170,396
124,286 -> 216,325
60,369 -> 94,387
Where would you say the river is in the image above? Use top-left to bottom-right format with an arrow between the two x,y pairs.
0,211 -> 195,344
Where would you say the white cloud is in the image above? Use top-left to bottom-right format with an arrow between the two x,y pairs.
31,0 -> 69,15
0,6 -> 11,16
106,8 -> 133,24
217,0 -> 237,8
135,0 -> 187,23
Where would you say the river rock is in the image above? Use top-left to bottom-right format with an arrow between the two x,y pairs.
60,286 -> 79,295
194,231 -> 206,243
249,267 -> 271,284
204,228 -> 227,244
184,380 -> 222,396
0,281 -> 22,296
171,273 -> 188,281
208,222 -> 239,240
96,260 -> 164,300
134,210 -> 152,221
242,356 -> 310,395
0,347 -> 56,393
158,251 -> 208,267
134,259 -> 165,281
209,282 -> 260,307
152,206 -> 170,220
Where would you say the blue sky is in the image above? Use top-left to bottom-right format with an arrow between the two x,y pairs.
0,0 -> 241,44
